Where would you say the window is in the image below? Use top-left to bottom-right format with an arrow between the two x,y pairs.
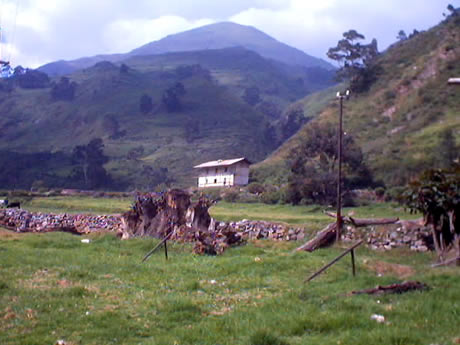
214,179 -> 217,184
215,168 -> 218,174
224,167 -> 228,172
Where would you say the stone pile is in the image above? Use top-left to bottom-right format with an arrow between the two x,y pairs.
0,208 -> 122,234
342,219 -> 432,251
219,220 -> 305,242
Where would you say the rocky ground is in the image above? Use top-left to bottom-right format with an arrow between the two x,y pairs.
0,208 -> 432,253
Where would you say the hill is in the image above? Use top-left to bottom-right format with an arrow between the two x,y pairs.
253,15 -> 460,188
0,45 -> 335,190
38,22 -> 333,76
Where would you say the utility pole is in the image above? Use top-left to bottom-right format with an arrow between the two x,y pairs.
336,90 -> 350,242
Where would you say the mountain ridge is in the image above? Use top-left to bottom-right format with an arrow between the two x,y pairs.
38,21 -> 333,76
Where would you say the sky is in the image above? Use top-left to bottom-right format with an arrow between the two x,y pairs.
0,0 -> 458,68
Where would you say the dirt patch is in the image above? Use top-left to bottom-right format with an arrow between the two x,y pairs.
0,227 -> 21,239
364,260 -> 415,278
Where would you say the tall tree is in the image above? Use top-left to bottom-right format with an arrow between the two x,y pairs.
286,122 -> 372,205
397,30 -> 407,41
139,94 -> 153,114
327,30 -> 379,92
72,138 -> 111,189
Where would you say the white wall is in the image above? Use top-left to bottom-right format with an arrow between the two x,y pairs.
196,162 -> 249,188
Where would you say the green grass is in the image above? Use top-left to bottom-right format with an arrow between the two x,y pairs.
20,196 -> 132,214
0,228 -> 458,345
210,202 -> 419,229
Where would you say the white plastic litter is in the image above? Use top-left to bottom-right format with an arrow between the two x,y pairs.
370,314 -> 385,323
81,239 -> 91,243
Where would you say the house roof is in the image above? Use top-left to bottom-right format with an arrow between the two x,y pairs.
448,77 -> 460,84
193,157 -> 250,168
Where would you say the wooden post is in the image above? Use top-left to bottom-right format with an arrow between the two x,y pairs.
142,231 -> 174,262
350,249 -> 356,276
336,95 -> 343,243
164,239 -> 168,260
305,240 -> 363,283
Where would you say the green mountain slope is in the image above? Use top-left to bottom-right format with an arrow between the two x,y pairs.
2,46 -> 329,190
253,15 -> 460,187
38,22 -> 333,76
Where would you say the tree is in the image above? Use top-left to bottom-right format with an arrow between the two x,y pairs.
242,86 -> 261,106
51,77 -> 77,101
327,30 -> 379,92
404,165 -> 460,261
286,122 -> 372,205
396,30 -> 407,41
139,94 -> 153,114
15,69 -> 50,89
280,104 -> 308,141
162,82 -> 186,112
71,138 -> 111,189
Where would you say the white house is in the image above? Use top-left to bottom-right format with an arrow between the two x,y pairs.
194,157 -> 251,188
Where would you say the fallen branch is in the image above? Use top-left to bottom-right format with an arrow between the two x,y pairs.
350,281 -> 429,295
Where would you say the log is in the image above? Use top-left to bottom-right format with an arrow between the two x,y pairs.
350,281 -> 428,295
324,211 -> 399,227
296,222 -> 337,252
296,213 -> 400,252
349,217 -> 399,227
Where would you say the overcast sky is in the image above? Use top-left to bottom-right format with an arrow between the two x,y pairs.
0,0 -> 457,68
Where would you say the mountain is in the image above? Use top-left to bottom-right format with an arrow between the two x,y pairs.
38,22 -> 333,76
0,44 -> 335,190
253,14 -> 460,187
130,22 -> 333,70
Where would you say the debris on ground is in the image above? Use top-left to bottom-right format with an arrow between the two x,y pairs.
350,281 -> 429,295
370,314 -> 385,323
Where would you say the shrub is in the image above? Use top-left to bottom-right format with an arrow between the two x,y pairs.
223,189 -> 239,203
386,186 -> 405,202
375,187 -> 386,198
247,182 -> 265,195
261,190 -> 281,204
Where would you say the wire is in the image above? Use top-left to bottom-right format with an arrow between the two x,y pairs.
0,0 -> 4,61
8,0 -> 19,63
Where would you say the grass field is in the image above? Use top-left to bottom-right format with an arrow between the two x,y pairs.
1,197 -> 458,344
1,228 -> 459,345
10,196 -> 419,230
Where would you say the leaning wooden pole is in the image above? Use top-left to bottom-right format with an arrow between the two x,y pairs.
305,240 -> 363,283
142,231 -> 174,262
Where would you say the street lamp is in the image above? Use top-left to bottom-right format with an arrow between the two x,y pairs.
336,89 -> 350,242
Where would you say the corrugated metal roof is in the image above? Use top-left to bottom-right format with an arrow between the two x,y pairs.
193,157 -> 250,168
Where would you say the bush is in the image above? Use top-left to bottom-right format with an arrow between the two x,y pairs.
385,186 -> 405,202
222,189 -> 239,203
375,187 -> 385,198
261,190 -> 281,204
247,182 -> 265,195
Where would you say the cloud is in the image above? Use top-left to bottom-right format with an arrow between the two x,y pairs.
230,0 -> 452,59
0,0 -> 455,68
104,16 -> 215,54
